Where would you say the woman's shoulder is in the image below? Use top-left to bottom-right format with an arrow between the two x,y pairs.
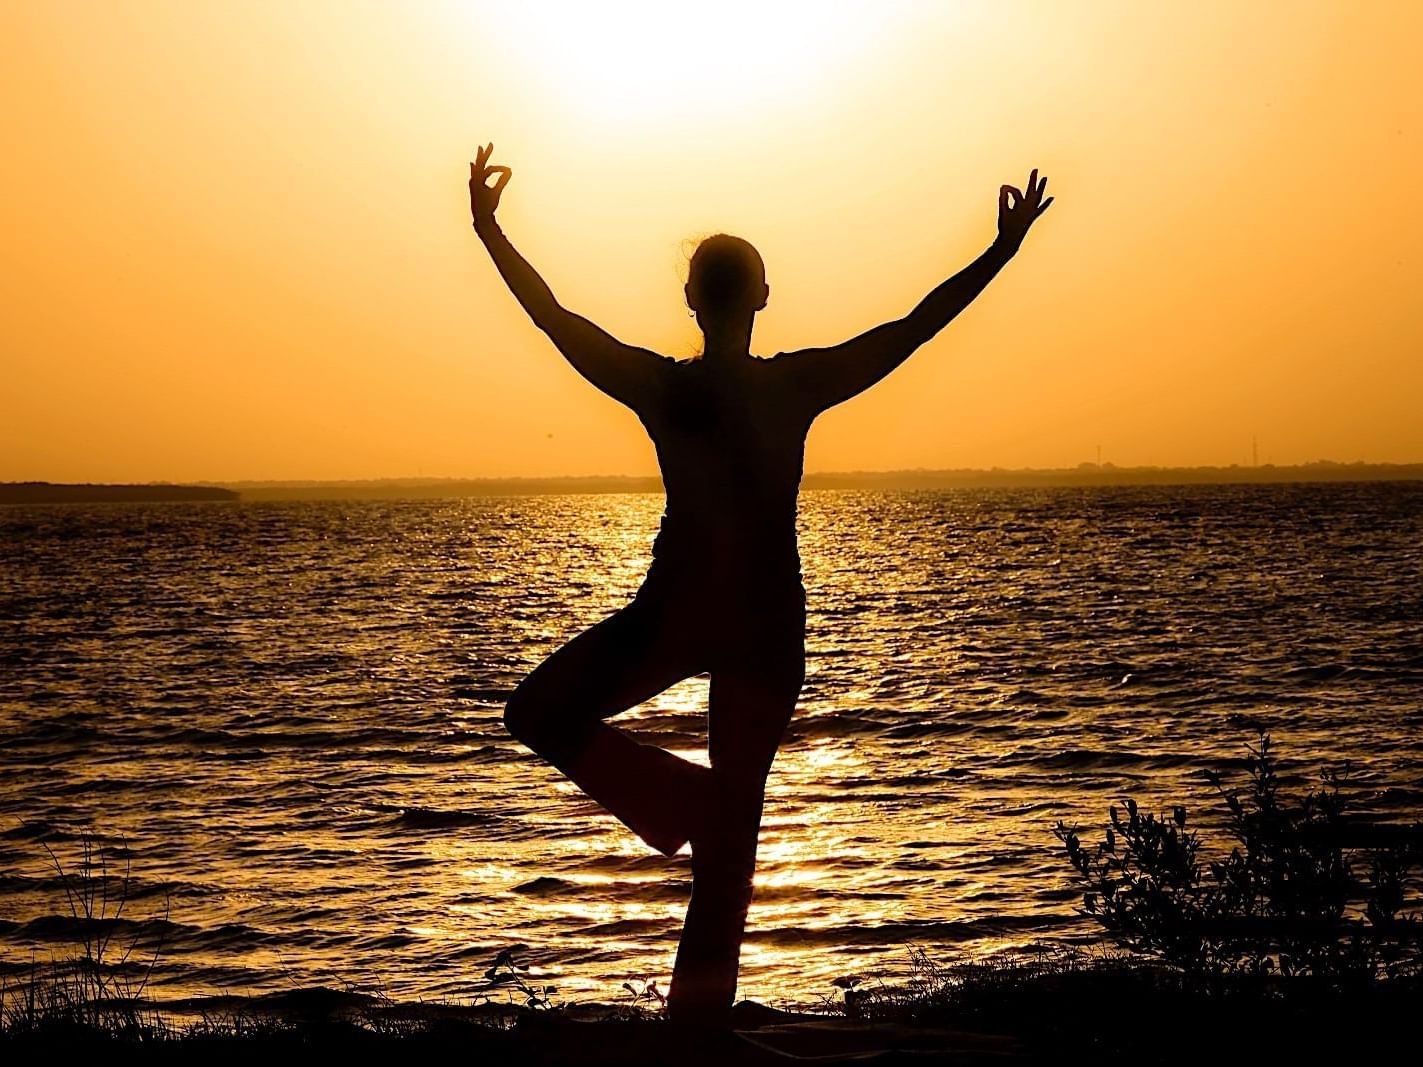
662,354 -> 790,366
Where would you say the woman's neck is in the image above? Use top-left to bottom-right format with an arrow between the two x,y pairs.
698,313 -> 755,363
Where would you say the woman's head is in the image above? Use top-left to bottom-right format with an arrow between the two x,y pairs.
685,234 -> 768,318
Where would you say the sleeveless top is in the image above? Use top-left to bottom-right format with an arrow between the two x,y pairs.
633,354 -> 812,595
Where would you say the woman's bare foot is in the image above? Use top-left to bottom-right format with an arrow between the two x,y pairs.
635,747 -> 713,856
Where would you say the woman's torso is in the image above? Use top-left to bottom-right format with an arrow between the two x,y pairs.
636,355 -> 813,600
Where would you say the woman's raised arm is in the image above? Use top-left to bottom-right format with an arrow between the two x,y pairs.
778,170 -> 1053,414
470,144 -> 667,411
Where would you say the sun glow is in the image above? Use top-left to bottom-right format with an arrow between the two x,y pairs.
481,0 -> 905,126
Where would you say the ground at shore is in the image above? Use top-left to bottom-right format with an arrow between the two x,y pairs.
5,958 -> 1418,1064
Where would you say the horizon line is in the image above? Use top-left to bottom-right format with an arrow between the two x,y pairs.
8,458 -> 1423,489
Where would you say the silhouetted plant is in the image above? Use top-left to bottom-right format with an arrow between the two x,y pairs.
617,975 -> 666,1019
1,835 -> 171,1039
477,948 -> 560,1011
1055,733 -> 1423,981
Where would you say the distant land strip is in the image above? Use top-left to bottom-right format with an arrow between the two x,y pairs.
0,482 -> 238,504
4,463 -> 1421,504
223,461 -> 1423,498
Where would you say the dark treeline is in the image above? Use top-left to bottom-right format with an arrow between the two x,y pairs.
802,461 -> 1423,490
226,462 -> 1423,500
5,464 -> 1420,504
0,482 -> 237,504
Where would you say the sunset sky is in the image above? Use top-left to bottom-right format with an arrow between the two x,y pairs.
3,0 -> 1419,483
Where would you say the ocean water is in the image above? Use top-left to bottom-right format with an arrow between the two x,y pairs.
2,484 -> 1421,1006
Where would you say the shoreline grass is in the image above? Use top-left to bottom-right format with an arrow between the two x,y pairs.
4,947 -> 1421,1063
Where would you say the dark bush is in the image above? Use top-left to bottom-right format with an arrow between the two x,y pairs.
1055,732 -> 1423,981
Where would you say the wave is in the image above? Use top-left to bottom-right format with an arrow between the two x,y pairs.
0,915 -> 274,953
746,914 -> 1070,948
374,804 -> 503,830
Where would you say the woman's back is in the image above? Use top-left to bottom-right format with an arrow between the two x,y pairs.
637,354 -> 813,585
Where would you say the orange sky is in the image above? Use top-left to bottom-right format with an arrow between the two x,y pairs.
3,1 -> 1420,483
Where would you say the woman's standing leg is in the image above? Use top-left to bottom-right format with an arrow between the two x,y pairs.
666,650 -> 804,1024
504,590 -> 710,857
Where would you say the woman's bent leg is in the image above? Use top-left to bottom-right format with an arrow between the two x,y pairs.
504,597 -> 709,857
667,661 -> 803,1024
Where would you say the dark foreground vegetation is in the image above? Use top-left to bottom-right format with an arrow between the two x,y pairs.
4,951 -> 1419,1064
4,734 -> 1419,1064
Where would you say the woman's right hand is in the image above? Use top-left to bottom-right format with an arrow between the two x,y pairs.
470,142 -> 512,231
996,168 -> 1052,253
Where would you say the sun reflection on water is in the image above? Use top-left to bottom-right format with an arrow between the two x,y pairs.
3,487 -> 1420,1006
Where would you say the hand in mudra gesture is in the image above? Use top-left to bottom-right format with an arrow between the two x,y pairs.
470,142 -> 512,230
997,169 -> 1053,252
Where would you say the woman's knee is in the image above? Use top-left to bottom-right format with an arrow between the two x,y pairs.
503,678 -> 550,751
504,675 -> 595,764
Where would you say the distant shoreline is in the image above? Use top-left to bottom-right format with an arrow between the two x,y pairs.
0,482 -> 238,504
200,461 -> 1423,499
4,463 -> 1421,503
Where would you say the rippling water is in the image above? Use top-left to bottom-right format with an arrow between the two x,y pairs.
2,484 -> 1421,1005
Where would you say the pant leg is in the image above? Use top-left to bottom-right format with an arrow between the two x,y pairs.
504,584 -> 710,856
667,593 -> 805,1022
504,588 -> 700,759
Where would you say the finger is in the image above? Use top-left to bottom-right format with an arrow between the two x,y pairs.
1035,196 -> 1055,218
1036,176 -> 1048,204
1028,169 -> 1038,199
476,143 -> 489,168
999,185 -> 1011,213
489,165 -> 511,193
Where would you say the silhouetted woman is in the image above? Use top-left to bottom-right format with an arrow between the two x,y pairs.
469,144 -> 1051,1025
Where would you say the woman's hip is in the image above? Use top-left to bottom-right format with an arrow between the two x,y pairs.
634,565 -> 805,674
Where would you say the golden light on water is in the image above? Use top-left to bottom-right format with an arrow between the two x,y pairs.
5,483 -> 1419,1012
792,739 -> 863,774
459,863 -> 525,883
